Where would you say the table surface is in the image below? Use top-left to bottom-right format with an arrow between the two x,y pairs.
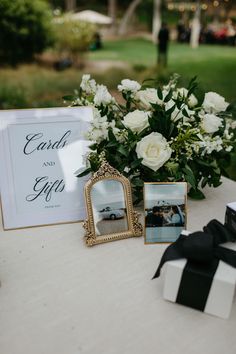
0,177 -> 236,354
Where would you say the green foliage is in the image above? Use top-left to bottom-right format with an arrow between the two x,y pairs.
66,74 -> 236,202
53,17 -> 96,58
0,0 -> 54,66
0,85 -> 28,109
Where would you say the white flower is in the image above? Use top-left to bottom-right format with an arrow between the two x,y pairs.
201,113 -> 223,133
112,127 -> 128,143
118,79 -> 141,93
135,88 -> 162,109
94,84 -> 114,106
199,135 -> 223,155
86,111 -> 111,143
165,101 -> 195,122
88,129 -> 107,142
136,132 -> 172,171
231,121 -> 236,130
179,87 -> 198,107
173,87 -> 198,108
80,74 -> 96,94
123,110 -> 150,133
203,92 -> 229,113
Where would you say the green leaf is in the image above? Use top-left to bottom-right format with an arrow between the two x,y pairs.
157,87 -> 163,100
182,108 -> 189,117
117,145 -> 129,157
130,158 -> 143,169
89,143 -> 97,151
165,104 -> 176,116
164,90 -> 172,103
75,167 -> 91,177
183,165 -> 196,189
131,177 -> 144,187
188,188 -> 205,200
106,141 -> 118,148
62,95 -> 77,101
108,129 -> 117,142
201,177 -> 208,188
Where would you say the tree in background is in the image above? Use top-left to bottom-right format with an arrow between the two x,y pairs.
65,0 -> 76,12
53,17 -> 95,65
0,0 -> 53,66
152,0 -> 162,43
108,0 -> 117,34
118,0 -> 142,35
190,0 -> 201,48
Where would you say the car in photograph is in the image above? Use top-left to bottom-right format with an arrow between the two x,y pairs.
99,206 -> 125,220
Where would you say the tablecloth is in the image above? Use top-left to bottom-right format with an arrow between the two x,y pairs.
0,177 -> 236,354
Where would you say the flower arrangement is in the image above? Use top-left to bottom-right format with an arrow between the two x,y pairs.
64,74 -> 236,202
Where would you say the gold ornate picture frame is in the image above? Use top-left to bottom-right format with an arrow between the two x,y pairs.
83,161 -> 143,246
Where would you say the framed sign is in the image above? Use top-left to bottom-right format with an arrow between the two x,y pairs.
144,182 -> 187,244
0,107 -> 93,229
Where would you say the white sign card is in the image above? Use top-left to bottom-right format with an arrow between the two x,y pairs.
0,107 -> 93,229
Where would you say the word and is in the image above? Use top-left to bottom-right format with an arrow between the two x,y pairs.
42,161 -> 55,167
26,176 -> 65,202
23,131 -> 71,155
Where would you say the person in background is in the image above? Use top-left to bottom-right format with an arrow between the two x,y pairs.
90,32 -> 102,51
177,20 -> 185,43
157,22 -> 169,67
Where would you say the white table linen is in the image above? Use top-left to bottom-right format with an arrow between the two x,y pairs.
0,177 -> 236,354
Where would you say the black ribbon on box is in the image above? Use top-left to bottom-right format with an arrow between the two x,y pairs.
153,219 -> 236,311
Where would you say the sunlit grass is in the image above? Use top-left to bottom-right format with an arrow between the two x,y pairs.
89,39 -> 236,102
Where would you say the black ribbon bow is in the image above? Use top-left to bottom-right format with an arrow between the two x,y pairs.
153,219 -> 236,311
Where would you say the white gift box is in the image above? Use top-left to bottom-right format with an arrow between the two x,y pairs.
163,233 -> 236,319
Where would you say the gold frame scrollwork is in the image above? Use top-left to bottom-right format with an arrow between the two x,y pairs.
83,161 -> 143,246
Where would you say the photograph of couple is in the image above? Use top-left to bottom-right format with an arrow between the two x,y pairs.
144,183 -> 187,243
146,204 -> 185,227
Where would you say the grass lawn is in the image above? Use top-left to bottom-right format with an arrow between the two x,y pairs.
89,38 -> 236,102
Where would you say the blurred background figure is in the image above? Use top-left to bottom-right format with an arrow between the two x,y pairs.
157,22 -> 169,67
90,32 -> 102,51
176,20 -> 185,43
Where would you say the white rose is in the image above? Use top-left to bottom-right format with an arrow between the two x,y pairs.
94,84 -> 113,106
135,88 -> 162,109
203,92 -> 229,113
201,113 -> 223,133
123,110 -> 150,133
118,79 -> 141,93
174,87 -> 198,108
136,132 -> 172,171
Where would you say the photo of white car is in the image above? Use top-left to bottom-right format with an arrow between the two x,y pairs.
99,207 -> 125,220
